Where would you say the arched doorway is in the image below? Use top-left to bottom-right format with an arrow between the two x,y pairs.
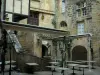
42,45 -> 48,58
72,45 -> 87,61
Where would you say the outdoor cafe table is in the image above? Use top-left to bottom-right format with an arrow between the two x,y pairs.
81,61 -> 96,69
68,64 -> 79,75
26,63 -> 38,66
46,66 -> 57,75
73,61 -> 83,64
52,59 -> 61,61
0,60 -> 16,65
49,62 -> 59,71
5,60 -> 16,64
66,61 -> 75,63
73,61 -> 85,70
66,61 -> 75,67
78,65 -> 89,75
26,63 -> 39,73
49,62 -> 59,65
81,61 -> 96,63
55,67 -> 69,75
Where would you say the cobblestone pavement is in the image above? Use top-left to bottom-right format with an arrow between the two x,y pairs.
0,66 -> 100,75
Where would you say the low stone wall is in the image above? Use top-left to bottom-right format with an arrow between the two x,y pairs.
16,53 -> 51,72
5,49 -> 51,73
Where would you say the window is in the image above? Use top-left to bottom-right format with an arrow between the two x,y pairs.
62,0 -> 65,13
77,10 -> 81,17
60,21 -> 67,27
82,8 -> 87,16
76,1 -> 88,17
77,23 -> 84,35
28,11 -> 39,25
88,5 -> 92,12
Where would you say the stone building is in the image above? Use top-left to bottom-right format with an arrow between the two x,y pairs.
64,0 -> 100,66
0,0 -> 69,71
3,0 -> 68,58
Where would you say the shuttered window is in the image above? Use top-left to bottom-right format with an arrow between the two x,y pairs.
28,11 -> 39,25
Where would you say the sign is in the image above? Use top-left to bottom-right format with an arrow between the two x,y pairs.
42,40 -> 48,45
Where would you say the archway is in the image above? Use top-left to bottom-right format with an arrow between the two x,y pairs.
72,45 -> 87,61
42,45 -> 48,58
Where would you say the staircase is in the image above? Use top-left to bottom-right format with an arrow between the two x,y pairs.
7,30 -> 51,72
7,30 -> 23,53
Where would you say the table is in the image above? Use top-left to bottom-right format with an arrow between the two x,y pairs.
68,64 -> 79,75
66,61 -> 75,67
0,60 -> 16,65
81,61 -> 96,63
5,65 -> 16,70
74,61 -> 83,64
26,63 -> 38,73
49,62 -> 59,71
66,61 -> 75,63
55,67 -> 68,75
46,66 -> 57,75
81,61 -> 96,69
5,60 -> 16,64
26,63 -> 38,66
51,59 -> 61,62
78,65 -> 88,75
49,62 -> 59,65
73,61 -> 84,71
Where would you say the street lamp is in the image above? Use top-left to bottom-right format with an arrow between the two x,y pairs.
7,31 -> 15,75
59,36 -> 66,67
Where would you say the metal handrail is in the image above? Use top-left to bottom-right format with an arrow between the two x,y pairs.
7,30 -> 22,53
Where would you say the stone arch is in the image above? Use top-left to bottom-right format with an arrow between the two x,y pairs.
72,45 -> 87,61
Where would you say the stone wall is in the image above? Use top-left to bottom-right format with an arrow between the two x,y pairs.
5,47 -> 51,72
65,0 -> 100,66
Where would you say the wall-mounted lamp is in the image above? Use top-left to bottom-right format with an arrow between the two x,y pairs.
41,13 -> 44,20
5,14 -> 9,21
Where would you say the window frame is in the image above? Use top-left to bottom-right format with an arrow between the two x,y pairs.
28,11 -> 39,25
77,23 -> 84,35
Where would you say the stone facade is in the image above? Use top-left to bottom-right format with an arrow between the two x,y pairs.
65,0 -> 100,65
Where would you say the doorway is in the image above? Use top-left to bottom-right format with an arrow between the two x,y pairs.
72,45 -> 87,61
42,45 -> 48,58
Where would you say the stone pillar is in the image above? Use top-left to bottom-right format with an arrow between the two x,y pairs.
87,35 -> 92,71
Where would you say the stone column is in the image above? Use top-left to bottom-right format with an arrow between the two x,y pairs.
87,34 -> 92,71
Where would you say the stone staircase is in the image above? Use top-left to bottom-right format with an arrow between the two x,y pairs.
7,30 -> 51,73
16,53 -> 51,73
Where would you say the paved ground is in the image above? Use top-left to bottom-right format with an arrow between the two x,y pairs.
0,66 -> 100,75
